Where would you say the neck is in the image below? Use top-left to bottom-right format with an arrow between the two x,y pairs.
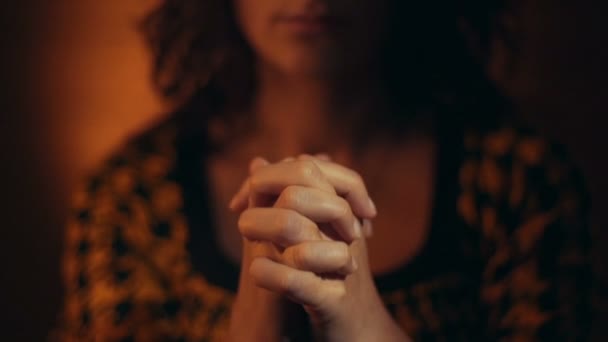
251,63 -> 385,159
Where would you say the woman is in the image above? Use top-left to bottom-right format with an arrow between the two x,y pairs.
57,0 -> 592,341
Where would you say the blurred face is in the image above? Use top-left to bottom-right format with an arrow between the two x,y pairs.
233,0 -> 388,78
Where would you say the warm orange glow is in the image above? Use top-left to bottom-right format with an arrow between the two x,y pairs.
35,0 -> 164,181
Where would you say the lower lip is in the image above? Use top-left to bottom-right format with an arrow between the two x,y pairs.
278,18 -> 333,35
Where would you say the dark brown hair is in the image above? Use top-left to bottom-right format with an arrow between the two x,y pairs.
141,0 -> 513,137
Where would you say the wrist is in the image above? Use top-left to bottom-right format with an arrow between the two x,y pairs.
353,307 -> 411,342
229,288 -> 285,342
229,242 -> 287,341
315,295 -> 410,342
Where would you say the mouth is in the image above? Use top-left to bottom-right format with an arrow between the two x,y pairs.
276,13 -> 340,35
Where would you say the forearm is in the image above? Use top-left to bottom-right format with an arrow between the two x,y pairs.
357,307 -> 411,342
228,288 -> 286,342
350,305 -> 410,342
311,297 -> 411,342
227,238 -> 286,341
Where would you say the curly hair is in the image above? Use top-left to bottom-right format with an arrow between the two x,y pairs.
140,0 -> 512,138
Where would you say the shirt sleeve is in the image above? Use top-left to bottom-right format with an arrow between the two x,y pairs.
476,136 -> 593,341
50,133 -> 241,341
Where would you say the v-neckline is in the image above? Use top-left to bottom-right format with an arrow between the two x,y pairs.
178,123 -> 464,293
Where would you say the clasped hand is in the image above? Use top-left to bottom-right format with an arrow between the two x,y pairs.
228,155 -> 409,342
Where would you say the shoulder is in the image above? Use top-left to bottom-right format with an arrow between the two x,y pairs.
457,121 -> 589,228
75,116 -> 180,204
60,115 -> 232,340
66,115 -> 188,260
454,124 -> 593,341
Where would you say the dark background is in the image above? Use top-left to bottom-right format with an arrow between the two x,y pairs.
1,1 -> 607,340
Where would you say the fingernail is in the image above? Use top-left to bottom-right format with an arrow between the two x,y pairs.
228,196 -> 237,210
351,255 -> 358,272
249,157 -> 269,172
315,153 -> 331,161
353,219 -> 363,239
368,198 -> 377,216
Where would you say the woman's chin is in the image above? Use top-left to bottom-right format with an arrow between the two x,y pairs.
275,59 -> 337,80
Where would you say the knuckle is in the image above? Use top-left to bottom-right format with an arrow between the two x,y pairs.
237,210 -> 253,235
292,246 -> 309,269
352,171 -> 365,186
333,284 -> 347,301
279,271 -> 296,294
297,153 -> 312,160
297,160 -> 320,181
351,172 -> 367,192
248,258 -> 264,281
275,211 -> 297,243
303,220 -> 321,240
335,241 -> 350,261
332,242 -> 351,268
278,186 -> 302,207
274,210 -> 292,230
319,283 -> 346,306
248,174 -> 262,192
332,197 -> 351,220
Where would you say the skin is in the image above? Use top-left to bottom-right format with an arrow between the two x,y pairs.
224,0 -> 421,340
229,157 -> 410,341
234,0 -> 387,78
